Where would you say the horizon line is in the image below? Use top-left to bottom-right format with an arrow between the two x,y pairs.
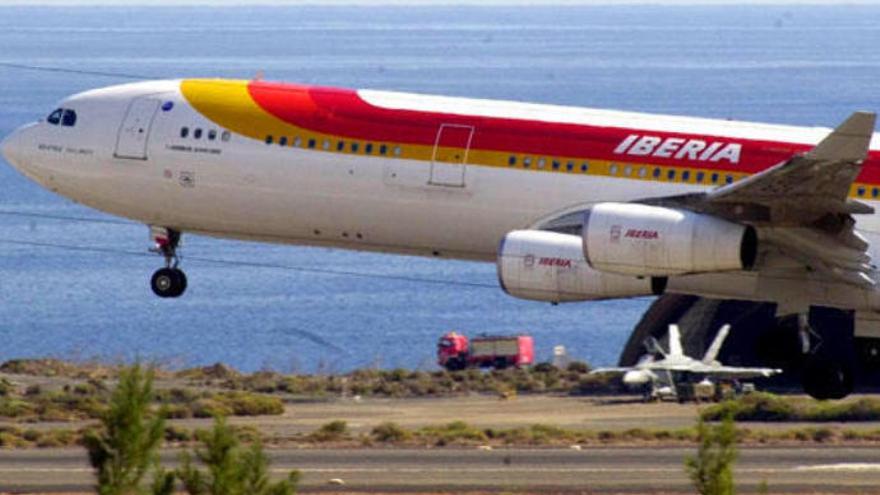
1,0 -> 879,6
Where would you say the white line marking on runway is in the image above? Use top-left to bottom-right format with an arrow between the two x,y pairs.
794,463 -> 880,472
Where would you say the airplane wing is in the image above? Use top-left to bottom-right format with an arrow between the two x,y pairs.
685,364 -> 783,378
533,111 -> 878,288
589,367 -> 635,375
697,111 -> 877,288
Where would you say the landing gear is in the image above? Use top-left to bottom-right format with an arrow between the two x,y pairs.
150,267 -> 187,298
149,227 -> 187,298
795,311 -> 854,400
802,356 -> 853,400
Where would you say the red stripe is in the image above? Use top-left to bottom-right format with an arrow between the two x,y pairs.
248,80 -> 880,183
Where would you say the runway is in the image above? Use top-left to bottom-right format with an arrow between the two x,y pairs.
2,446 -> 880,493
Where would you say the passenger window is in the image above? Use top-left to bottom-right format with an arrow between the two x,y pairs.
337,141 -> 345,151
725,175 -> 733,184
711,173 -> 719,183
858,187 -> 866,197
323,140 -> 331,150
47,109 -> 63,125
609,164 -> 618,175
265,135 -> 273,145
379,144 -> 388,155
537,158 -> 546,169
552,160 -> 560,170
221,131 -> 231,142
365,143 -> 373,154
180,127 -> 189,138
279,136 -> 288,146
508,156 -> 517,166
393,146 -> 402,156
682,171 -> 690,181
351,142 -> 359,153
294,137 -> 302,147
653,168 -> 661,178
667,170 -> 676,180
873,188 -> 879,198
566,161 -> 574,171
61,109 -> 77,127
696,171 -> 705,182
523,157 -> 532,168
208,129 -> 217,141
308,138 -> 316,149
581,162 -> 589,172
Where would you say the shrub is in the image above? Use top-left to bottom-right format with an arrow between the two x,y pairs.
566,361 -> 590,374
215,392 -> 284,416
685,414 -> 737,495
371,422 -> 410,443
82,364 -> 170,495
178,416 -> 298,495
420,421 -> 488,445
191,399 -> 232,419
310,420 -> 349,442
701,393 -> 794,422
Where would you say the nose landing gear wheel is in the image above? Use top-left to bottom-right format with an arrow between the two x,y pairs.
151,268 -> 187,298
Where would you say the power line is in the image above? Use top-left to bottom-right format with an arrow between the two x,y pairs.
0,238 -> 498,289
0,210 -> 134,225
0,62 -> 149,81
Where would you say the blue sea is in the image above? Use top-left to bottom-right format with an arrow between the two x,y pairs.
1,5 -> 879,372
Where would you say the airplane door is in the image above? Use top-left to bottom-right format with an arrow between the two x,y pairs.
430,124 -> 474,187
114,98 -> 161,160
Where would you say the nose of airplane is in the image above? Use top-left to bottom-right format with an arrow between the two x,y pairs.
1,127 -> 25,169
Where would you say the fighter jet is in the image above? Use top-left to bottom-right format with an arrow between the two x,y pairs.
591,324 -> 782,401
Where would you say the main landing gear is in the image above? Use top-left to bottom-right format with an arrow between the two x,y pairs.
149,226 -> 187,298
796,312 -> 854,400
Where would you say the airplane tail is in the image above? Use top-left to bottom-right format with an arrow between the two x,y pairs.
702,324 -> 731,365
667,324 -> 684,358
643,336 -> 667,357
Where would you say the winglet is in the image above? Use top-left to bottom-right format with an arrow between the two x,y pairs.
702,324 -> 731,365
806,111 -> 876,163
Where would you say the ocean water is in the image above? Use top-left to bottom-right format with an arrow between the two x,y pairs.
1,5 -> 879,372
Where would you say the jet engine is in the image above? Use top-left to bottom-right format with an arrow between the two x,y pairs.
497,230 -> 660,303
582,202 -> 757,276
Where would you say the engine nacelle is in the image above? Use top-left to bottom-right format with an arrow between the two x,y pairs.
583,203 -> 757,276
497,230 -> 659,303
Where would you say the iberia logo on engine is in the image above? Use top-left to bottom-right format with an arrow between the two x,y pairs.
538,257 -> 573,268
624,229 -> 660,240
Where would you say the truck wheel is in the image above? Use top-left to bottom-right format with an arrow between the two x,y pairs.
445,358 -> 465,372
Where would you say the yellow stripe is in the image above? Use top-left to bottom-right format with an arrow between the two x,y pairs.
181,79 -> 872,199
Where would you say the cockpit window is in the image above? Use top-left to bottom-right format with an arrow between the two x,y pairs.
46,108 -> 77,127
47,109 -> 63,125
61,109 -> 77,127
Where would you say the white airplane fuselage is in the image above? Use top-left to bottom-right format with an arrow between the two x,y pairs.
3,79 -> 880,314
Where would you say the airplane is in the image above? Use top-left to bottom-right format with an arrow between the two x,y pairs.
1,77 -> 878,400
590,323 -> 782,401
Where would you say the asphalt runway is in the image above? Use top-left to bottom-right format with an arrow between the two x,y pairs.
2,446 -> 880,493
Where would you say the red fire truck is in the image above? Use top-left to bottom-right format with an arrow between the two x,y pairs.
437,332 -> 535,371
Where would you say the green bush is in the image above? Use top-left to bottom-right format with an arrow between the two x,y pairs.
310,420 -> 349,442
419,421 -> 488,445
83,364 -> 170,495
178,416 -> 298,495
215,392 -> 285,416
685,415 -> 737,495
371,422 -> 410,443
702,394 -> 880,423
